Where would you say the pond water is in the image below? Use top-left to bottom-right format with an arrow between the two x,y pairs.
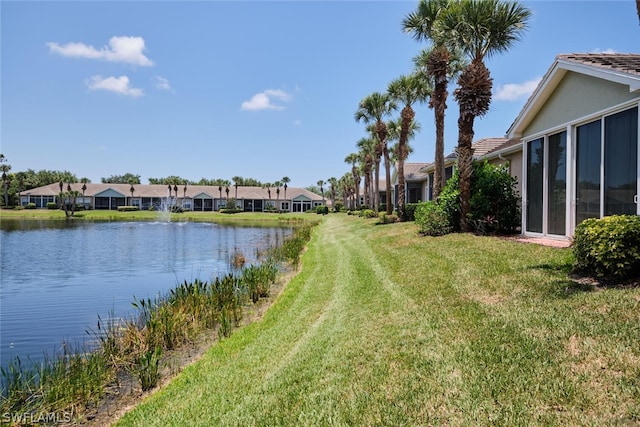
0,219 -> 292,368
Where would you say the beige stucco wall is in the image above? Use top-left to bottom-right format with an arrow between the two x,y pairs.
524,72 -> 638,137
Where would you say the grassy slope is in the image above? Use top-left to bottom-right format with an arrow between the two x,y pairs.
116,215 -> 640,426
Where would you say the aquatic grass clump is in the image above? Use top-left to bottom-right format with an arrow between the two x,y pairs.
270,223 -> 315,266
0,341 -> 114,419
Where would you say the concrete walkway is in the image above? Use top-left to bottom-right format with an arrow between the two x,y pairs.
502,235 -> 572,248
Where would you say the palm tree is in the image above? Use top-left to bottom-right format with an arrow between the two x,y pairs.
1,158 -> 11,207
440,0 -> 531,231
388,73 -> 431,220
232,176 -> 242,199
327,177 -> 338,210
130,184 -> 135,206
355,138 -> 375,209
274,180 -> 282,200
355,92 -> 397,214
317,180 -> 325,204
344,153 -> 361,209
263,182 -> 272,200
404,0 -> 455,201
281,176 -> 290,201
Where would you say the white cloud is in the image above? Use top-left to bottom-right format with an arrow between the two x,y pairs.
47,36 -> 154,66
241,89 -> 292,111
155,76 -> 172,91
293,119 -> 302,126
85,75 -> 144,97
494,77 -> 542,101
590,48 -> 617,54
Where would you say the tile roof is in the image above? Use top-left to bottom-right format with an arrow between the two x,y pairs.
443,137 -> 510,160
403,163 -> 430,180
21,183 -> 323,201
558,53 -> 640,77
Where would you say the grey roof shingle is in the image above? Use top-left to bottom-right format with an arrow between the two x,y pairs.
558,53 -> 640,76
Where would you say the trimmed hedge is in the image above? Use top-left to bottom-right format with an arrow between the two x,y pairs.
572,215 -> 640,282
117,206 -> 141,212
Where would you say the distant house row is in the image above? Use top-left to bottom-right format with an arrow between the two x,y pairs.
20,183 -> 325,213
391,53 -> 640,240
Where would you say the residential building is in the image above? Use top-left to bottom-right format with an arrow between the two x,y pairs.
19,183 -> 324,213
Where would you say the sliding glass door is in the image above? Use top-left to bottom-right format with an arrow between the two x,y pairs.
526,138 -> 544,233
604,107 -> 638,216
575,120 -> 602,224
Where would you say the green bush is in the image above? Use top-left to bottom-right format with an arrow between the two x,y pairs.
359,209 -> 377,219
220,208 -> 242,214
316,205 -> 329,215
415,202 -> 452,236
25,203 -> 37,210
117,206 -> 140,212
402,203 -> 419,222
333,201 -> 343,212
439,161 -> 520,234
572,215 -> 640,282
378,213 -> 398,224
46,202 -> 58,210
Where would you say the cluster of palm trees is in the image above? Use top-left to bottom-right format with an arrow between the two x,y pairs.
343,0 -> 531,228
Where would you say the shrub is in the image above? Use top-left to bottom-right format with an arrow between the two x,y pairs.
572,215 -> 640,282
316,205 -> 329,215
25,203 -> 37,210
359,209 -> 377,219
438,161 -> 520,234
220,208 -> 242,214
415,202 -> 452,236
378,213 -> 398,224
333,201 -> 343,212
117,206 -> 140,212
46,202 -> 58,210
402,203 -> 419,222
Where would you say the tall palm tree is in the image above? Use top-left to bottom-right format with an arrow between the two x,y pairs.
388,73 -> 431,220
440,0 -> 531,231
356,137 -> 376,209
1,161 -> 11,207
232,176 -> 242,200
344,153 -> 361,209
355,92 -> 397,214
274,180 -> 282,200
404,0 -> 454,201
317,180 -> 325,204
327,177 -> 338,210
263,182 -> 272,200
281,176 -> 290,201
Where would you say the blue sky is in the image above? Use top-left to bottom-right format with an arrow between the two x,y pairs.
1,1 -> 638,187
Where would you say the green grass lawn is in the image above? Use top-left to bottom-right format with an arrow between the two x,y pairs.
0,208 -> 317,225
114,215 -> 639,426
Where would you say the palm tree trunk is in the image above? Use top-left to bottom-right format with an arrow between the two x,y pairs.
397,106 -> 415,221
374,161 -> 380,211
429,47 -> 450,201
457,115 -> 474,232
383,145 -> 393,215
